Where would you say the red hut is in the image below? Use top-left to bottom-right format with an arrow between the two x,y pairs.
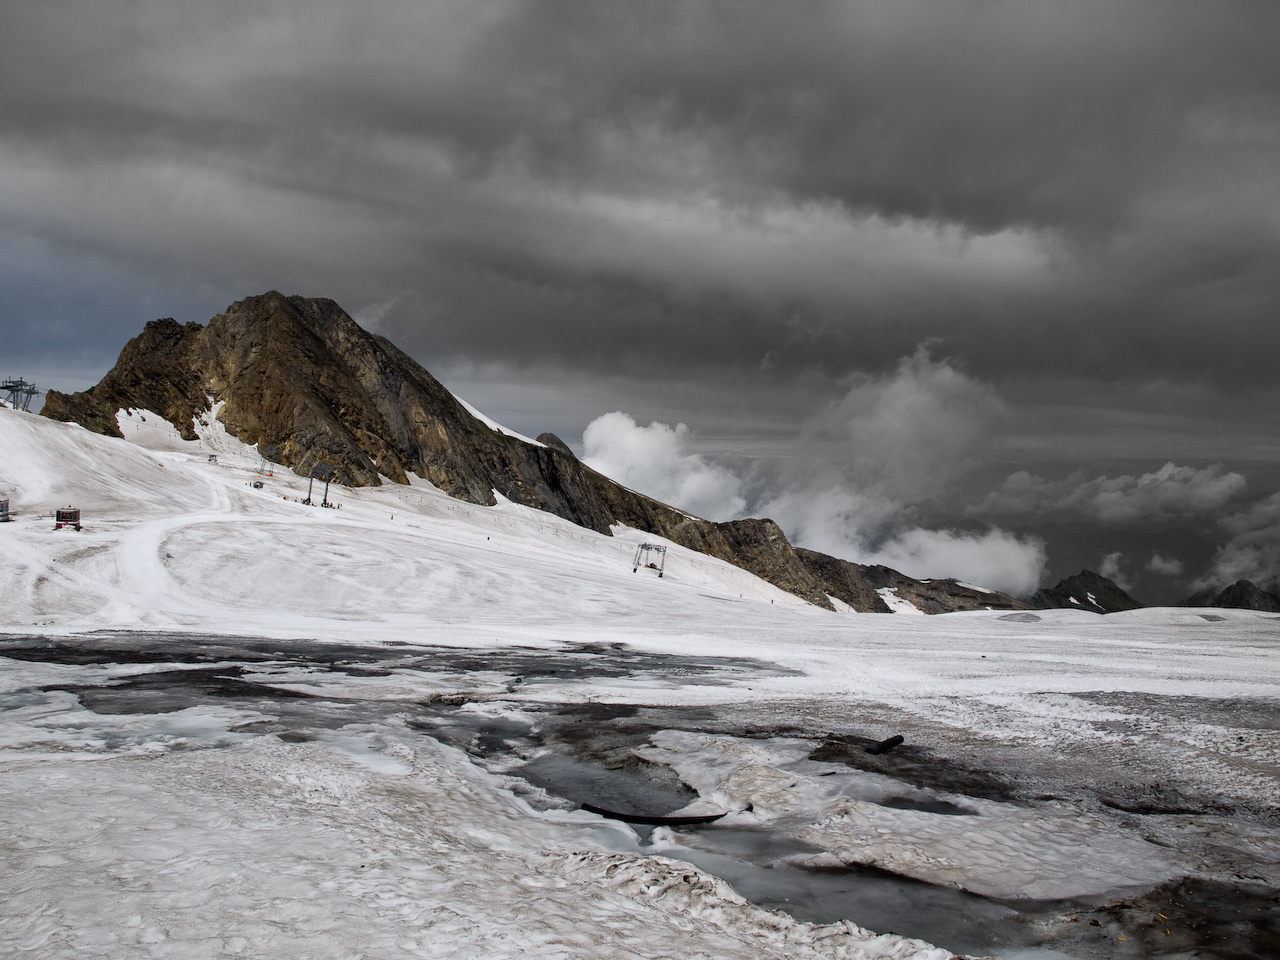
54,506 -> 82,531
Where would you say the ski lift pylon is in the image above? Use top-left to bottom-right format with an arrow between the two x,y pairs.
1,378 -> 41,412
256,444 -> 278,478
632,543 -> 667,578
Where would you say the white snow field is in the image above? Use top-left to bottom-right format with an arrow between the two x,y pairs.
2,403 -> 1279,959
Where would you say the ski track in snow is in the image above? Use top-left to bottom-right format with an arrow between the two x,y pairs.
2,405 -> 1279,959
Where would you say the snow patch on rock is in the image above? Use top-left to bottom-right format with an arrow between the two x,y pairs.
877,587 -> 925,615
455,396 -> 546,447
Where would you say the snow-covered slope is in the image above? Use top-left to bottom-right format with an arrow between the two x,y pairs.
1,405 -> 810,635
3,398 -> 1277,759
3,404 -> 1279,959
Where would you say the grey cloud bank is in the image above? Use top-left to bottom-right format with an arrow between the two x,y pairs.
4,1 -> 1279,602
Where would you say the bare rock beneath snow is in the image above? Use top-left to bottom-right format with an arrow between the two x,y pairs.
42,318 -> 209,441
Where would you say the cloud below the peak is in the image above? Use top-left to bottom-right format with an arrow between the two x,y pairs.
759,482 -> 1046,596
581,346 -> 1047,596
581,411 -> 746,522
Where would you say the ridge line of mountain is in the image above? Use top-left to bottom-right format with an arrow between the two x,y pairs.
41,291 -> 1032,614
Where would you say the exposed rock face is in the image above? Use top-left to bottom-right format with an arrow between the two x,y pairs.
42,317 -> 210,441
43,293 -> 837,607
46,295 -> 578,497
536,433 -> 577,458
41,291 -> 1023,614
1031,569 -> 1143,614
796,549 -> 1035,614
1185,580 -> 1280,612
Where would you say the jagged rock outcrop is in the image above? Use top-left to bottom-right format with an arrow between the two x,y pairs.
1031,569 -> 1143,614
41,291 -> 1024,614
44,294 -> 570,495
536,433 -> 577,458
796,549 -> 1034,613
44,293 -> 838,607
1185,579 -> 1280,612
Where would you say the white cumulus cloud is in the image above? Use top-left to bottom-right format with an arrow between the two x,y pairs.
758,485 -> 1046,597
581,346 -> 1047,596
765,346 -> 1043,595
581,411 -> 746,521
806,343 -> 1008,503
870,527 -> 1047,597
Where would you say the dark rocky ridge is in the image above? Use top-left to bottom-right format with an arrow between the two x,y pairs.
43,292 -> 1030,614
1185,579 -> 1280,612
796,550 -> 1037,613
1031,569 -> 1143,614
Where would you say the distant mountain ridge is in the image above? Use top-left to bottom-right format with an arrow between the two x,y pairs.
42,291 -> 1032,614
1031,569 -> 1144,614
1186,579 -> 1280,612
795,550 -> 1033,614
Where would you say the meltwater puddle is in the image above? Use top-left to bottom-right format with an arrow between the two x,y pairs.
408,699 -> 1042,957
420,699 -> 1280,960
639,824 -> 1031,955
484,741 -> 1037,956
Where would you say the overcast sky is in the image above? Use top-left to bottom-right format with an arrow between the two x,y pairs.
4,1 -> 1279,601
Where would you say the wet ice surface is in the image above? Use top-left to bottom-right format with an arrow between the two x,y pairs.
644,830 -> 1030,954
3,632 -> 1278,959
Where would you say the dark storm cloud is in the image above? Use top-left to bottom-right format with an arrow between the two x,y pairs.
481,2 -> 1271,228
5,0 -> 1280,391
4,0 -> 1280,593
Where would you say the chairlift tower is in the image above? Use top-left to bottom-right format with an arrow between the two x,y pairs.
632,543 -> 667,578
256,444 -> 278,478
1,378 -> 41,412
303,465 -> 335,506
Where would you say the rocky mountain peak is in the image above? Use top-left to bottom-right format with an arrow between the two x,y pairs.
42,292 -> 1033,614
1185,579 -> 1280,612
537,433 -> 577,458
1031,569 -> 1143,614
